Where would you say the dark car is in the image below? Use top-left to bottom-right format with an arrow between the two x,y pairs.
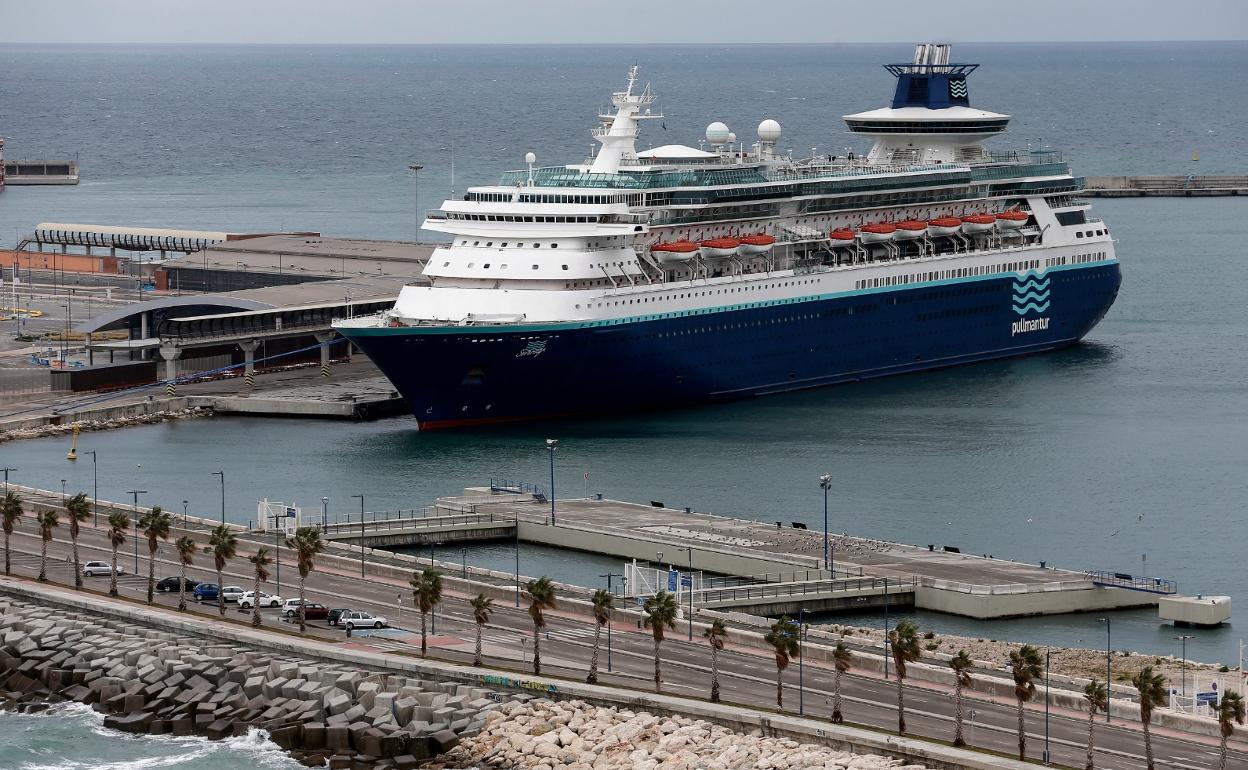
192,583 -> 220,601
156,576 -> 199,593
288,602 -> 329,621
327,608 -> 351,626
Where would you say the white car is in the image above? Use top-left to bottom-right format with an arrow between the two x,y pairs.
82,561 -> 124,577
341,611 -> 388,630
281,598 -> 308,616
220,585 -> 246,603
238,591 -> 282,609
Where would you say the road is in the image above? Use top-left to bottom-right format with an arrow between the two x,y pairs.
4,522 -> 1242,770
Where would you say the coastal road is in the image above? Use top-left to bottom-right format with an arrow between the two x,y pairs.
6,524 -> 1243,770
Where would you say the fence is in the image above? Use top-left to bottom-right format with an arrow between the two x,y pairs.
0,367 -> 56,396
693,575 -> 918,606
319,511 -> 509,536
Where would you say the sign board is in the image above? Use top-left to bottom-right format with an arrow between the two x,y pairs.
668,570 -> 678,592
1196,691 -> 1218,706
285,507 -> 297,518
681,575 -> 692,588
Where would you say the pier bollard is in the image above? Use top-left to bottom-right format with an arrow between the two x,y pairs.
166,382 -> 176,397
245,372 -> 255,388
321,364 -> 330,378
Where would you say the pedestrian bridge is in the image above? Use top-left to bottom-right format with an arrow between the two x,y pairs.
318,511 -> 516,549
690,576 -> 918,616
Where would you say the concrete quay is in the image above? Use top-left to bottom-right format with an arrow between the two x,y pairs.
429,490 -> 1159,620
1085,174 -> 1248,196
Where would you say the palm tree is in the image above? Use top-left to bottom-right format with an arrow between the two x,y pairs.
106,510 -> 130,597
831,640 -> 853,723
1216,690 -> 1245,770
764,616 -> 800,709
247,547 -> 272,627
286,527 -> 324,634
204,524 -> 238,617
470,593 -> 493,667
704,618 -> 728,703
35,508 -> 59,582
1009,644 -> 1044,761
1131,665 -> 1168,770
525,576 -> 557,675
888,619 -> 922,734
950,650 -> 974,747
174,536 -> 196,612
1083,678 -> 1108,769
410,567 -> 443,656
587,589 -> 613,684
642,590 -> 679,693
65,493 -> 90,589
2,492 -> 23,576
138,506 -> 172,603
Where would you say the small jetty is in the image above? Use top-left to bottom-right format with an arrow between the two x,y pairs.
1085,175 -> 1246,197
3,158 -> 80,185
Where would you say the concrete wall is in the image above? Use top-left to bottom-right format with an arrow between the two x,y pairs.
916,584 -> 1156,619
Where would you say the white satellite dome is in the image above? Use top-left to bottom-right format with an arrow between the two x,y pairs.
524,151 -> 536,164
727,132 -> 737,144
758,119 -> 782,142
705,122 -> 730,145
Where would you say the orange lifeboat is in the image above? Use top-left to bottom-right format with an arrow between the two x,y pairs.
928,216 -> 962,236
699,237 -> 741,259
961,214 -> 996,234
894,220 -> 928,240
995,209 -> 1029,229
737,233 -> 776,255
829,228 -> 857,244
859,222 -> 897,244
650,240 -> 698,264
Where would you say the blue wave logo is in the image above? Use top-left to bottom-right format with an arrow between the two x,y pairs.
1011,273 -> 1050,316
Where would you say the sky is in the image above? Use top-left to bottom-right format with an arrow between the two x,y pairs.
3,0 -> 1246,44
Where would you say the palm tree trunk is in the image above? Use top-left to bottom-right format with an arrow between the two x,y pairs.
587,623 -> 601,684
420,610 -> 428,655
1085,705 -> 1096,770
897,674 -> 906,734
1142,718 -> 1154,770
109,543 -> 119,596
953,681 -> 965,746
1220,731 -> 1228,770
1017,699 -> 1027,761
533,624 -> 542,675
297,573 -> 307,634
710,647 -> 721,703
146,543 -> 156,603
776,666 -> 784,709
177,559 -> 187,612
831,669 -> 843,723
217,566 -> 225,616
4,530 -> 10,576
473,622 -> 483,666
38,534 -> 48,581
653,638 -> 662,693
250,568 -> 262,627
72,527 -> 82,589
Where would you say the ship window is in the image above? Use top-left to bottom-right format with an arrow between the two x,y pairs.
533,243 -> 541,248
486,242 -> 493,247
467,262 -> 475,268
532,265 -> 539,270
1076,232 -> 1084,238
501,242 -> 509,247
443,261 -> 450,267
562,265 -> 569,270
483,264 -> 490,269
473,241 -> 480,246
551,243 -> 558,248
502,264 -> 508,269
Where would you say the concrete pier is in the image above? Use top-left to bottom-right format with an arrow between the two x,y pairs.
1085,175 -> 1248,196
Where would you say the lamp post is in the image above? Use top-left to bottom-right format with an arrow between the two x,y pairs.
798,608 -> 806,716
1,466 -> 16,495
61,479 -> 66,500
883,576 -> 890,680
599,572 -> 622,672
407,164 -> 424,243
275,529 -> 282,597
1099,618 -> 1111,723
181,500 -> 188,529
321,497 -> 329,530
1175,635 -> 1194,696
819,473 -> 832,573
83,453 -> 96,526
545,439 -> 558,525
1043,646 -> 1051,765
211,470 -> 225,524
351,494 -> 364,576
684,546 -> 694,641
513,515 -> 521,608
127,489 -> 146,573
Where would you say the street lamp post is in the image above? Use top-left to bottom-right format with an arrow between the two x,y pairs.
1100,618 -> 1111,723
351,494 -> 365,577
513,515 -> 521,608
127,489 -> 146,573
211,470 -> 225,524
321,497 -> 329,530
883,576 -> 890,680
798,608 -> 806,716
275,529 -> 282,597
408,164 -> 424,244
1175,635 -> 1194,696
819,474 -> 832,573
181,500 -> 188,529
545,439 -> 558,525
1,466 -> 16,495
60,479 -> 66,499
1044,646 -> 1051,765
683,546 -> 694,641
599,572 -> 622,672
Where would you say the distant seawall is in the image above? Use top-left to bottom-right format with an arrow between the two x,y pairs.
1086,175 -> 1247,196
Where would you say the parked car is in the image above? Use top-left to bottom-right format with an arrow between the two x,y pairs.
82,561 -> 124,577
286,602 -> 328,621
327,608 -> 351,626
237,591 -> 282,609
192,583 -> 220,601
341,611 -> 388,630
155,576 -> 199,593
220,586 -> 246,603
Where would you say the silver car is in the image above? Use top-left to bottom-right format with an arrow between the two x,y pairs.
82,561 -> 124,577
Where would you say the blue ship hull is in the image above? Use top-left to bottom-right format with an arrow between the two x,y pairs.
340,262 -> 1120,429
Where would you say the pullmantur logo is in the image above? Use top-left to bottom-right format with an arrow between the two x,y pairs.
1010,272 -> 1051,336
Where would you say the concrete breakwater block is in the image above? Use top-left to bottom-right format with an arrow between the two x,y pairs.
0,598 -> 511,769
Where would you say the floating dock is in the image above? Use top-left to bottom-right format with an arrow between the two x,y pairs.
1085,175 -> 1247,197
3,158 -> 80,185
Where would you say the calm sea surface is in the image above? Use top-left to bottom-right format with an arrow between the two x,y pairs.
2,42 -> 1246,766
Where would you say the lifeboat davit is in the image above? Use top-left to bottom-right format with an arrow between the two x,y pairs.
829,228 -> 857,244
699,237 -> 740,259
961,214 -> 996,234
928,216 -> 962,236
858,223 -> 896,244
996,210 -> 1029,229
893,220 -> 928,240
649,240 -> 698,264
737,233 -> 776,255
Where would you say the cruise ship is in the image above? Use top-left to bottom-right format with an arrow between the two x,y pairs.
335,44 -> 1121,429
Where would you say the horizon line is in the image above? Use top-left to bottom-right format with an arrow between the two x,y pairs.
1,39 -> 1245,46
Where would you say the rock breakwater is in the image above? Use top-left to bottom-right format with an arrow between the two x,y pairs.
441,698 -> 933,770
0,597 -> 509,769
